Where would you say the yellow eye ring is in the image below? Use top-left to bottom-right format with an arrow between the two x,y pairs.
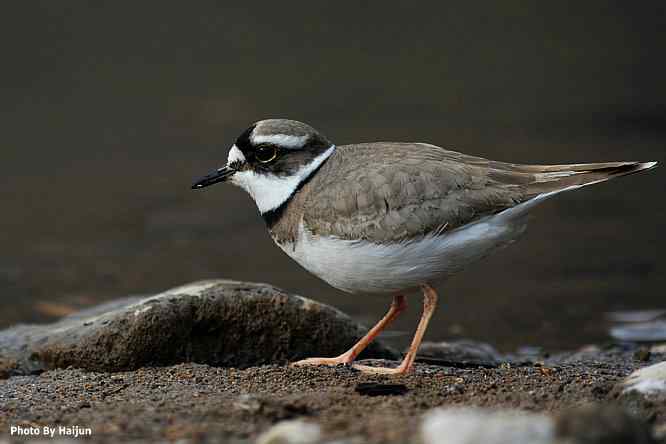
255,145 -> 278,163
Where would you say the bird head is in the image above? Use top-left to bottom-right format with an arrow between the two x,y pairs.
192,119 -> 335,214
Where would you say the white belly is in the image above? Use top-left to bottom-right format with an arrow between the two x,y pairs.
275,213 -> 527,294
274,188 -> 573,293
270,182 -> 585,294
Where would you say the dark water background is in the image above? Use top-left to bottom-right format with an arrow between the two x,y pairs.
1,2 -> 664,352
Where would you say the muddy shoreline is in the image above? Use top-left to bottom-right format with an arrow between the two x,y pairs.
1,349 -> 665,443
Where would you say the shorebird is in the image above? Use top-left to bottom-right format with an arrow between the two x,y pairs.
192,119 -> 657,374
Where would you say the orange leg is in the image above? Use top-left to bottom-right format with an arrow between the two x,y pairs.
291,294 -> 407,367
353,283 -> 438,375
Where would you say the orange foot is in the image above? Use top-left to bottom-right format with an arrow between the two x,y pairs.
289,285 -> 438,377
351,362 -> 413,375
290,295 -> 407,370
290,354 -> 352,367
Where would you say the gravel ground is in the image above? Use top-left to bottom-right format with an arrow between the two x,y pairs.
1,347 -> 664,443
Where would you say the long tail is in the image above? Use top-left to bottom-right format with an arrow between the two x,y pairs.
489,160 -> 658,223
523,160 -> 658,197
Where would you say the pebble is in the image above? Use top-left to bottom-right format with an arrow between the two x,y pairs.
256,420 -> 322,444
622,360 -> 666,396
610,320 -> 666,342
417,340 -> 503,368
421,407 -> 554,444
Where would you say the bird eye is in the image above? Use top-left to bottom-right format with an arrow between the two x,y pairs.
255,145 -> 278,163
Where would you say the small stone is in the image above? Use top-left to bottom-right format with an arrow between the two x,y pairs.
555,404 -> 656,444
234,394 -> 262,413
653,423 -> 666,440
417,340 -> 503,368
634,347 -> 651,362
421,407 -> 554,444
355,382 -> 408,397
607,310 -> 666,323
256,420 -> 321,444
622,361 -> 666,396
445,383 -> 465,395
610,320 -> 666,342
649,343 -> 666,354
539,367 -> 554,376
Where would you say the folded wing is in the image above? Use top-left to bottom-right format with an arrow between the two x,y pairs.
302,142 -> 656,243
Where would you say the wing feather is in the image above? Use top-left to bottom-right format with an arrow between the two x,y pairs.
302,143 -> 528,243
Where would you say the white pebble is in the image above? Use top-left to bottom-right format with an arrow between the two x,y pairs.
421,407 -> 554,444
622,361 -> 666,395
256,420 -> 321,444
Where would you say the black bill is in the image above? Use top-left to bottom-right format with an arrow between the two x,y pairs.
191,166 -> 235,189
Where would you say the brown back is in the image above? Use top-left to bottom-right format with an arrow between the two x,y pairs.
269,142 -> 654,244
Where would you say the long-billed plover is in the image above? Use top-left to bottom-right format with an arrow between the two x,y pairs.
192,119 -> 657,374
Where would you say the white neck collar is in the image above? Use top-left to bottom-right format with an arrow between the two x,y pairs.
231,145 -> 336,214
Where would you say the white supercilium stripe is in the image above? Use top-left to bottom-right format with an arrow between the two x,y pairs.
231,145 -> 336,214
251,134 -> 309,149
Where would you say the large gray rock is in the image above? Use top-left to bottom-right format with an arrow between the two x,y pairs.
0,280 -> 396,377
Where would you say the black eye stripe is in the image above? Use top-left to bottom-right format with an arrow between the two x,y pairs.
235,124 -> 256,152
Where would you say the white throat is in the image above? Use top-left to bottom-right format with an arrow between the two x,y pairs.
230,145 -> 336,214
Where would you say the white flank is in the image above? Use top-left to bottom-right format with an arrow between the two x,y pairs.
276,185 -> 585,294
279,217 -> 523,294
231,145 -> 336,214
251,133 -> 309,149
227,145 -> 246,164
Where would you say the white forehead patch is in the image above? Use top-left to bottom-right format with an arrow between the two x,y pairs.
227,145 -> 246,165
251,134 -> 309,149
231,145 -> 335,214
